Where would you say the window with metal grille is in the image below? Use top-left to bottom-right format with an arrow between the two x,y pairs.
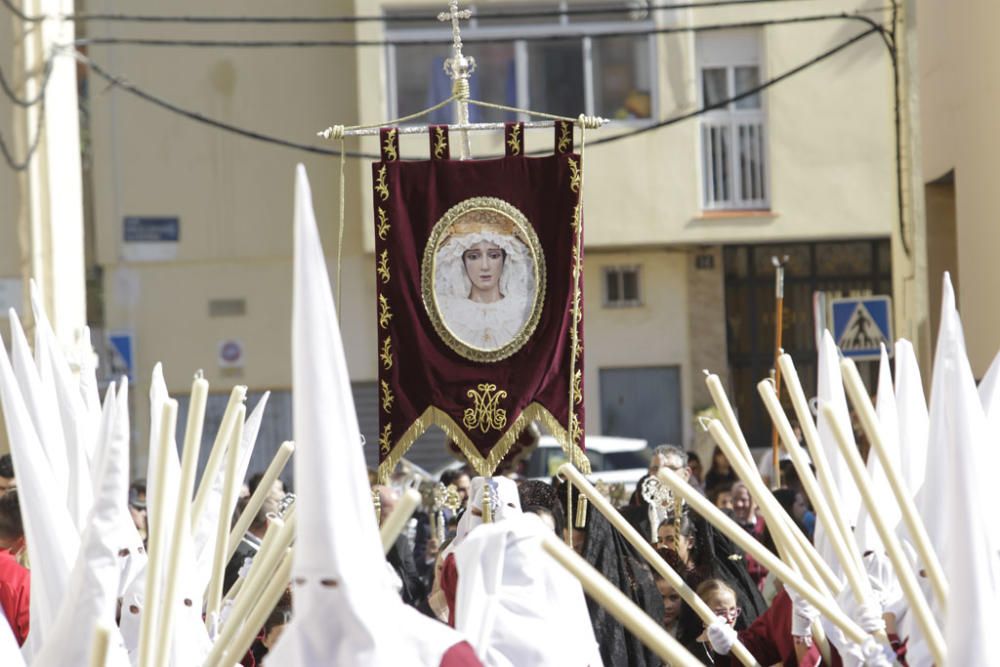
697,30 -> 768,210
603,266 -> 641,307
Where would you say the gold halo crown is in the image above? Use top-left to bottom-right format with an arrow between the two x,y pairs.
445,208 -> 527,245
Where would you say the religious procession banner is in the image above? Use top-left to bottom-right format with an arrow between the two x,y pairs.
374,121 -> 590,480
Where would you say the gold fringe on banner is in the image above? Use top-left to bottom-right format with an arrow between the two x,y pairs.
377,403 -> 591,483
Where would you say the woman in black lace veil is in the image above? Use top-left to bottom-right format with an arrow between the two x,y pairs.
558,482 -> 665,667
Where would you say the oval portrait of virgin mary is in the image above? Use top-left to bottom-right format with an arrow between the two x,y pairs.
422,197 -> 546,362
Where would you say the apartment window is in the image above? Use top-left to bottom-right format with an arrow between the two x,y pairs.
697,30 -> 768,210
385,3 -> 656,123
603,266 -> 641,307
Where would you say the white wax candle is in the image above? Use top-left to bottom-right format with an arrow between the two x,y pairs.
840,357 -> 949,610
226,440 -> 294,562
705,373 -> 756,466
205,404 -> 245,625
822,404 -> 947,666
380,488 -> 421,554
656,467 -> 869,645
191,385 -> 247,528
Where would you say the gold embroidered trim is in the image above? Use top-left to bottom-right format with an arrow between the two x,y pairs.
378,294 -> 392,329
557,123 -> 572,153
382,128 -> 398,162
568,157 -> 581,193
377,249 -> 390,284
506,125 -> 522,156
380,337 -> 393,370
375,166 -> 389,201
463,383 -> 509,433
379,423 -> 392,456
572,369 -> 582,405
377,403 -> 591,481
381,380 -> 395,412
433,127 -> 448,159
377,207 -> 391,240
421,197 -> 547,364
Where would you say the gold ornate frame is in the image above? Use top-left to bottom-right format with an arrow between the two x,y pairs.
421,196 -> 546,363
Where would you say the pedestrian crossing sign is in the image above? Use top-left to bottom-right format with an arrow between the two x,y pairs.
830,296 -> 893,360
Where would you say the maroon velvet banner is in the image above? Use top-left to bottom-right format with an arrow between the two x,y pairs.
374,124 -> 587,479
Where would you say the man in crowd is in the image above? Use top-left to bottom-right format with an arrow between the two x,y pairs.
224,495 -> 280,594
0,455 -> 14,495
0,490 -> 29,645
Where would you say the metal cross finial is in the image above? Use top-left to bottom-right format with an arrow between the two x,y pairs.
437,1 -> 475,158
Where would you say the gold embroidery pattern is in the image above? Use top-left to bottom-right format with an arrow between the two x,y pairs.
463,383 -> 509,434
570,412 -> 582,445
379,423 -> 392,456
433,127 -> 448,159
380,336 -> 393,370
557,122 -> 572,153
568,157 -> 581,193
377,207 -> 390,240
375,165 -> 389,201
573,369 -> 583,405
378,294 -> 392,329
377,249 -> 390,284
506,125 -> 522,156
382,129 -> 398,162
381,380 -> 395,412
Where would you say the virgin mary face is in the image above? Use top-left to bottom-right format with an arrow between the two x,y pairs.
462,241 -> 506,297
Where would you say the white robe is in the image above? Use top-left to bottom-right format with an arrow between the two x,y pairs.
439,294 -> 529,351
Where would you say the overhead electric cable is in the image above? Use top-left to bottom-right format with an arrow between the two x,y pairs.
67,24 -> 881,163
5,0 -> 829,25
70,11 -> 886,49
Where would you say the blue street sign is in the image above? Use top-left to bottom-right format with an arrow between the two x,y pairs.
123,216 -> 180,243
830,296 -> 893,361
108,331 -> 135,381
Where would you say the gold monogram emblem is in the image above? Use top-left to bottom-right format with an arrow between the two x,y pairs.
377,249 -> 390,284
380,336 -> 393,370
377,207 -> 390,240
557,122 -> 572,153
433,127 -> 448,159
379,423 -> 392,455
463,383 -> 509,433
375,165 -> 389,201
506,125 -> 521,156
380,380 -> 395,412
382,129 -> 398,161
568,157 -> 581,193
378,294 -> 393,329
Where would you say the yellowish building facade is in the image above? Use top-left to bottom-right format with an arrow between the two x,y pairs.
0,0 -> 899,477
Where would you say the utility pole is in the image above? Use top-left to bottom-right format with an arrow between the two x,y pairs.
890,0 -> 931,373
18,0 -> 88,357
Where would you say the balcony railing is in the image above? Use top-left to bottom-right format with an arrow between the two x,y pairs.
701,114 -> 768,210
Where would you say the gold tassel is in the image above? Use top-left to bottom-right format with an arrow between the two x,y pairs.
575,495 -> 588,528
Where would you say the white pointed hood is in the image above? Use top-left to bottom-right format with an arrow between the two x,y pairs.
266,165 -> 468,666
0,314 -> 80,649
30,282 -> 95,532
854,344 -> 902,554
32,381 -> 131,667
894,338 -> 928,500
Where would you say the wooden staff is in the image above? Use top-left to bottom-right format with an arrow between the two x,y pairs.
776,354 -> 867,585
156,376 -> 208,661
542,534 -> 703,667
380,488 -> 421,554
190,385 -> 247,528
89,622 -> 111,667
656,468 -> 869,645
205,405 -> 245,626
558,464 -> 762,667
822,404 -> 947,666
770,255 -> 788,489
226,441 -> 295,562
138,400 -> 178,667
840,358 -> 949,610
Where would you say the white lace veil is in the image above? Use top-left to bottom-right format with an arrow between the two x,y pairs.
435,229 -> 534,304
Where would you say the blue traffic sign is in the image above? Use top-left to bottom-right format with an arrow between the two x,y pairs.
108,331 -> 135,381
830,296 -> 893,361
